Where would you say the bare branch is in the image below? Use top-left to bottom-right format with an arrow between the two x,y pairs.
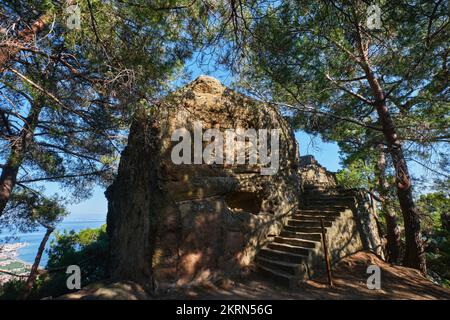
325,73 -> 374,105
18,169 -> 110,184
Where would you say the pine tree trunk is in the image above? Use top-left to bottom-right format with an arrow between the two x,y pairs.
0,104 -> 42,216
372,101 -> 425,272
0,164 -> 20,216
0,14 -> 50,214
376,147 -> 401,263
361,51 -> 426,273
369,84 -> 426,273
21,226 -> 54,300
0,13 -> 50,212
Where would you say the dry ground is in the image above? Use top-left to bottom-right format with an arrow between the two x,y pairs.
61,251 -> 450,300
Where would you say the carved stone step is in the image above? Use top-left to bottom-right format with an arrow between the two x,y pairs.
291,214 -> 337,221
300,204 -> 348,210
284,225 -> 326,233
268,242 -> 312,255
256,256 -> 308,277
274,236 -> 320,248
304,194 -> 355,200
279,231 -> 322,241
287,219 -> 332,228
257,264 -> 299,288
296,209 -> 341,216
259,247 -> 308,263
304,198 -> 354,205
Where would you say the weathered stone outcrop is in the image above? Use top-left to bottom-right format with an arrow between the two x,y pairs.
106,76 -> 301,287
105,77 -> 384,290
299,155 -> 337,190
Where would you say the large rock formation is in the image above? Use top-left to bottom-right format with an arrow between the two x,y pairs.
106,76 -> 301,287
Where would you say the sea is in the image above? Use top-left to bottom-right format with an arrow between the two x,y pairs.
0,213 -> 106,267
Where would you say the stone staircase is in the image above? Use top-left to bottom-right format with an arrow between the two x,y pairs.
255,185 -> 356,287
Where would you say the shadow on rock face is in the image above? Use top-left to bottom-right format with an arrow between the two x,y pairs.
106,76 -> 302,287
225,191 -> 263,214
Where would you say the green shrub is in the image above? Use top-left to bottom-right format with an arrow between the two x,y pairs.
426,229 -> 450,288
0,224 -> 109,299
418,192 -> 450,288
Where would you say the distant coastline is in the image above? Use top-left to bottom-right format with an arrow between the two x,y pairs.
0,243 -> 31,284
0,214 -> 105,284
0,242 -> 27,259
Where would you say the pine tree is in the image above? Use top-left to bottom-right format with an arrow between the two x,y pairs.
0,0 -> 204,216
227,0 -> 449,273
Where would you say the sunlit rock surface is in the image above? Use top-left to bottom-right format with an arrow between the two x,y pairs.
106,76 -> 301,286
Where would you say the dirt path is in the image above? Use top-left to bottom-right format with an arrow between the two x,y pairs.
163,252 -> 450,300
61,252 -> 450,300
